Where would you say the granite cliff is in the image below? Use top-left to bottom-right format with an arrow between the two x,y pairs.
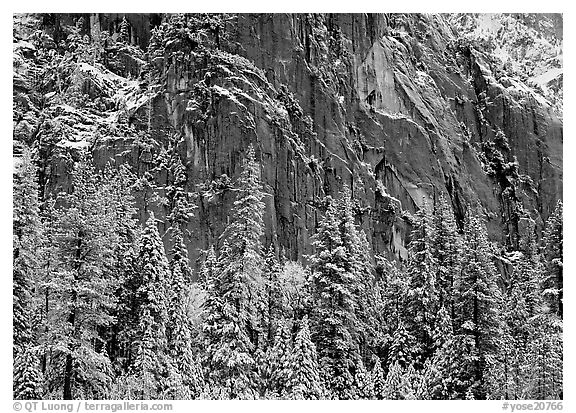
13,13 -> 563,266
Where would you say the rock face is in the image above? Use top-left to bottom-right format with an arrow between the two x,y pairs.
13,13 -> 563,266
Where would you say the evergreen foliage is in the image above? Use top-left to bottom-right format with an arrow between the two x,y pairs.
541,201 -> 563,318
286,317 -> 323,399
12,146 -> 562,400
13,148 -> 42,355
309,196 -> 359,398
453,207 -> 505,399
201,144 -> 265,398
13,347 -> 43,400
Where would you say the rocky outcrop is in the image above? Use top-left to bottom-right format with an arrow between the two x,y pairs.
13,13 -> 563,267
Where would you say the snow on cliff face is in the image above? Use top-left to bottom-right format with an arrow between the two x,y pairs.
451,13 -> 563,116
13,14 -> 563,264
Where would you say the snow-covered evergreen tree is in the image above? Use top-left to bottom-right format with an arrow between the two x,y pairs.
119,16 -> 130,44
309,196 -> 359,398
405,203 -> 439,367
453,207 -> 505,399
202,145 -> 265,398
336,186 -> 377,363
431,193 -> 462,318
286,317 -> 323,399
101,164 -> 140,372
165,226 -> 204,398
265,319 -> 292,396
129,212 -> 171,398
262,243 -> 285,347
371,357 -> 387,400
198,246 -> 217,289
40,157 -> 118,399
541,201 -> 563,318
165,148 -> 195,227
383,360 -> 414,399
13,347 -> 43,400
351,358 -> 375,399
13,148 -> 42,356
527,314 -> 562,399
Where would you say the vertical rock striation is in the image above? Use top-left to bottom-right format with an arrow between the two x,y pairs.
13,13 -> 563,266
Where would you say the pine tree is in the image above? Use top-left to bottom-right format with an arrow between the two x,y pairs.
165,225 -> 204,398
527,314 -> 562,399
429,329 -> 478,399
262,243 -> 285,346
336,186 -> 377,363
374,258 -> 409,364
13,347 -> 43,400
371,357 -> 387,400
453,207 -> 505,399
165,149 -> 195,228
309,196 -> 359,398
352,358 -> 375,399
265,319 -> 292,396
130,309 -> 160,399
286,317 -> 323,399
201,145 -> 266,398
101,164 -> 140,372
541,201 -> 563,318
198,246 -> 217,290
405,203 -> 439,367
431,193 -> 462,318
130,212 -> 171,398
13,148 -> 42,356
390,320 -> 417,370
426,305 -> 453,399
42,157 -> 118,399
406,363 -> 430,399
168,223 -> 193,287
383,361 -> 413,399
119,16 -> 130,44
501,260 -> 532,399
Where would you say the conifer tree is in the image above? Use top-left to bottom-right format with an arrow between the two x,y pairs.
527,314 -> 562,399
202,145 -> 265,398
388,321 -> 414,368
119,16 -> 130,44
383,361 -> 413,399
265,319 -> 292,396
453,207 -> 505,399
101,164 -> 139,371
371,357 -> 387,400
13,347 -> 43,400
168,223 -> 193,288
336,186 -> 377,362
501,261 -> 532,399
431,194 -> 462,317
130,212 -> 171,398
165,150 -> 195,228
130,309 -> 160,399
541,201 -> 563,318
262,244 -> 285,346
405,203 -> 439,367
166,232 -> 204,398
199,246 -> 218,290
42,157 -> 118,399
309,196 -> 359,398
286,317 -> 323,399
352,358 -> 375,399
13,148 -> 42,356
426,305 -> 454,399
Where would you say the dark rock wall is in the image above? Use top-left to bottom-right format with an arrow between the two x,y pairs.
14,13 -> 563,267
